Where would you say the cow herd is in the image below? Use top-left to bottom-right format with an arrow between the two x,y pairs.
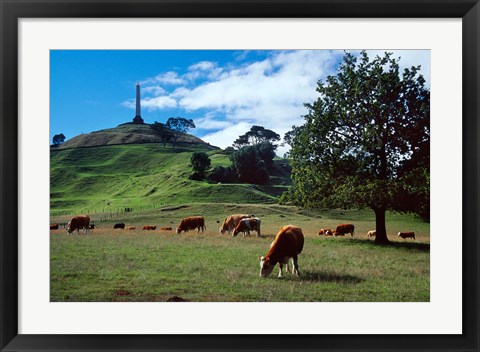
51,213 -> 415,279
317,224 -> 415,240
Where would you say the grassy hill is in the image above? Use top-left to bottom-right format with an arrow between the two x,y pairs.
50,142 -> 292,215
52,123 -> 216,150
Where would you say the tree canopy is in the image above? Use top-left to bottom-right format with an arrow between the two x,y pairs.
283,51 -> 430,244
190,152 -> 211,180
233,125 -> 280,149
166,117 -> 196,148
52,133 -> 66,145
230,146 -> 269,185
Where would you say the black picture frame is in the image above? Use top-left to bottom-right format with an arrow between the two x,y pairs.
1,1 -> 478,351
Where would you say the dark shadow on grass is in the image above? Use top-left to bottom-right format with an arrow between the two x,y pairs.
341,238 -> 430,252
301,270 -> 364,284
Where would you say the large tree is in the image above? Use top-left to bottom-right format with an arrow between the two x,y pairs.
230,146 -> 269,185
285,51 -> 430,244
165,117 -> 196,148
151,122 -> 174,148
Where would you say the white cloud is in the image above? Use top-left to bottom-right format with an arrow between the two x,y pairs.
185,61 -> 223,81
121,100 -> 135,109
177,51 -> 341,124
201,121 -> 252,149
233,50 -> 251,61
142,85 -> 166,96
142,96 -> 177,110
188,61 -> 216,71
152,71 -> 186,85
194,113 -> 233,130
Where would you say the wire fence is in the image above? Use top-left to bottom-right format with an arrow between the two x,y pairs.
51,203 -> 164,224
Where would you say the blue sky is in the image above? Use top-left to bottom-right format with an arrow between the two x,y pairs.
50,50 -> 430,154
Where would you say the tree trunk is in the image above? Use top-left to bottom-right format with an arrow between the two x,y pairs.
374,207 -> 390,244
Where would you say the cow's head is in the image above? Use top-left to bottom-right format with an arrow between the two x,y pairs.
176,228 -> 182,234
66,221 -> 72,234
219,227 -> 226,235
259,256 -> 274,277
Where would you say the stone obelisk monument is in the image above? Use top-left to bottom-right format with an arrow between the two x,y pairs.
132,82 -> 144,124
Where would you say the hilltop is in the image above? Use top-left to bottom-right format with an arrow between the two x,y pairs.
52,123 -> 218,150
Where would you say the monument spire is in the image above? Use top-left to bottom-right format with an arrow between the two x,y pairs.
133,82 -> 144,124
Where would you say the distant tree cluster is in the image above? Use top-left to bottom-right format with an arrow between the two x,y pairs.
227,125 -> 281,184
52,133 -> 66,145
187,125 -> 282,185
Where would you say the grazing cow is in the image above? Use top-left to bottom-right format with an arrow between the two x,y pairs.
367,230 -> 376,238
113,223 -> 125,229
50,224 -> 59,230
160,227 -> 172,231
259,225 -> 304,278
219,214 -> 252,235
66,215 -> 90,235
232,217 -> 261,237
176,216 -> 206,234
318,228 -> 333,236
142,225 -> 156,230
398,232 -> 415,240
335,223 -> 355,237
126,226 -> 136,230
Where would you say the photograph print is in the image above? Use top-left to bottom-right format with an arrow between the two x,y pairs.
50,49 -> 430,302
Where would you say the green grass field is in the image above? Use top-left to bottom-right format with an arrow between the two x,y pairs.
50,205 -> 429,302
51,144 -> 290,215
51,142 -> 429,302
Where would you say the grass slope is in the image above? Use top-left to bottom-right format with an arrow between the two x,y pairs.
51,143 -> 291,215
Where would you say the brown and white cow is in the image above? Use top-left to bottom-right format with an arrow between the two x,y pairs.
318,228 -> 333,236
160,227 -> 173,231
142,225 -> 156,230
126,226 -> 136,230
232,217 -> 261,237
259,225 -> 304,278
219,214 -> 252,235
176,216 -> 206,234
335,223 -> 355,237
398,232 -> 415,240
367,230 -> 376,238
50,224 -> 59,230
66,215 -> 90,235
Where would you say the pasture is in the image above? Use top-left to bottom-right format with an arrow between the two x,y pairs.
50,204 -> 429,302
